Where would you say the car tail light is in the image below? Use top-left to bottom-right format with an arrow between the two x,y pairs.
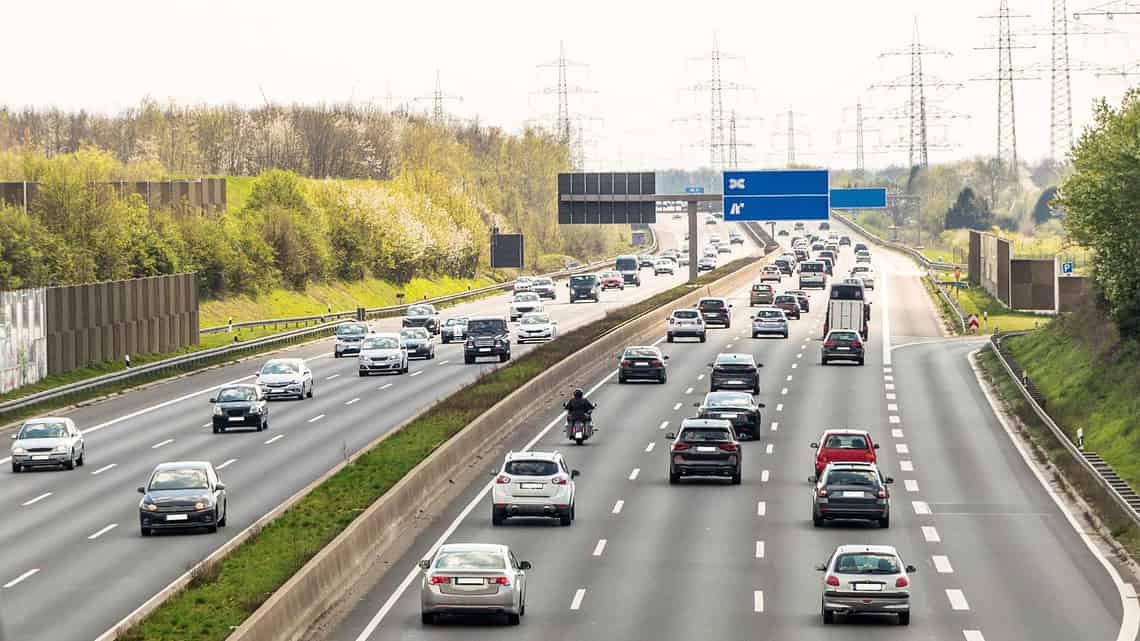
430,575 -> 451,585
818,488 -> 828,497
551,475 -> 569,485
826,575 -> 840,587
672,442 -> 690,452
650,360 -> 663,367
851,341 -> 863,348
719,442 -> 739,452
895,576 -> 909,588
823,341 -> 837,348
495,474 -> 511,484
865,451 -> 876,462
669,318 -> 675,324
490,576 -> 511,586
620,359 -> 632,366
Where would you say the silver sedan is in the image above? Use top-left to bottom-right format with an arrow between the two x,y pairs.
420,543 -> 531,625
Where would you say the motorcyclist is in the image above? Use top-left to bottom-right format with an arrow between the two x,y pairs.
563,388 -> 595,425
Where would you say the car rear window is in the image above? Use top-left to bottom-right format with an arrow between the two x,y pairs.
825,470 -> 879,486
336,323 -> 367,336
505,460 -> 559,476
407,305 -> 434,316
705,392 -> 751,407
362,336 -> 399,349
753,284 -> 772,292
434,550 -> 505,570
715,354 -> 754,366
673,310 -> 699,319
774,295 -> 796,304
829,331 -> 860,342
624,347 -> 660,358
616,257 -> 638,271
757,310 -> 783,319
699,299 -> 725,310
824,434 -> 869,449
680,428 -> 732,442
834,553 -> 900,575
801,262 -> 823,273
217,387 -> 256,402
570,275 -> 595,285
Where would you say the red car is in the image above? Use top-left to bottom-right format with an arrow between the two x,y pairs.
811,429 -> 879,477
773,294 -> 801,319
599,271 -> 624,290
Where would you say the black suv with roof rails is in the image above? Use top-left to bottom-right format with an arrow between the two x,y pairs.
708,353 -> 762,394
464,316 -> 511,364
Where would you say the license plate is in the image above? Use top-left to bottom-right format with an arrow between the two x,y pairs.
854,583 -> 883,592
32,455 -> 49,460
729,380 -> 743,385
836,347 -> 850,351
634,362 -> 649,367
842,491 -> 864,498
719,413 -> 738,419
479,347 -> 491,352
520,483 -> 544,490
228,416 -> 244,421
697,446 -> 717,453
165,514 -> 188,521
455,577 -> 483,586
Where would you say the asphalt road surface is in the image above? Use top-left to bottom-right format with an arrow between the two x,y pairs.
0,215 -> 760,641
326,220 -> 1135,641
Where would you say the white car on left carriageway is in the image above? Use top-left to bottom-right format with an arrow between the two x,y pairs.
516,312 -> 557,343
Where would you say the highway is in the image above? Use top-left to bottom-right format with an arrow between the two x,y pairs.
325,221 -> 1135,641
0,215 -> 759,641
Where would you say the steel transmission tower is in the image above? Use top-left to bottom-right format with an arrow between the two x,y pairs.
535,42 -> 596,145
975,1 -> 1036,177
678,37 -> 755,169
1050,0 -> 1074,160
836,100 -> 884,178
415,71 -> 463,121
1074,0 -> 1140,18
870,19 -> 962,168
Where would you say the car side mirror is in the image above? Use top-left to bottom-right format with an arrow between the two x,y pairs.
706,362 -> 714,367
208,397 -> 217,403
254,371 -> 260,377
873,443 -> 880,449
692,402 -> 701,408
418,560 -> 431,570
905,565 -> 917,574
808,475 -> 817,483
137,486 -> 146,494
215,483 -> 226,491
814,563 -> 827,572
884,477 -> 895,485
810,442 -> 819,449
757,403 -> 766,408
518,561 -> 533,571
570,469 -> 580,479
665,432 -> 676,440
663,355 -> 670,360
10,434 -> 17,440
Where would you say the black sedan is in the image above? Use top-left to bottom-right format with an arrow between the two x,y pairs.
811,462 -> 892,528
618,346 -> 669,384
400,327 -> 436,360
402,304 -> 440,335
709,353 -> 762,394
695,391 -> 764,440
209,384 -> 268,433
138,461 -> 228,536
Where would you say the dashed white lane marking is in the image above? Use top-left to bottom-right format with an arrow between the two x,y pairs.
905,479 -> 920,492
933,555 -> 954,573
88,523 -> 118,540
659,421 -> 670,431
593,540 -> 607,557
781,388 -> 788,395
151,438 -> 174,449
673,402 -> 683,411
785,375 -> 793,382
887,403 -> 899,411
265,434 -> 285,445
612,500 -> 624,514
697,374 -> 705,381
346,397 -> 360,405
913,501 -> 932,515
753,590 -> 765,613
645,442 -> 655,453
308,414 -> 326,423
765,443 -> 774,454
891,428 -> 904,438
409,371 -> 422,377
379,383 -> 393,390
884,375 -> 894,381
889,415 -> 901,424
22,492 -> 51,506
771,422 -> 779,431
963,630 -> 986,641
326,374 -> 340,380
922,526 -> 941,542
761,470 -> 770,483
437,360 -> 450,366
900,460 -> 915,472
886,393 -> 897,400
570,588 -> 587,610
91,463 -> 116,475
896,443 -> 910,455
884,367 -> 893,373
885,383 -> 896,390
776,403 -> 783,412
803,337 -> 809,343
946,589 -> 970,610
726,344 -> 734,350
629,468 -> 640,481
201,423 -> 211,428
797,353 -> 803,359
2,569 -> 39,589
685,387 -> 694,395
757,501 -> 767,516
756,541 -> 766,558
217,458 -> 238,470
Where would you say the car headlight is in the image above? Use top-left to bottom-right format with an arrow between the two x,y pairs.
213,405 -> 223,416
12,446 -> 26,454
144,502 -> 158,512
53,445 -> 69,453
195,501 -> 207,511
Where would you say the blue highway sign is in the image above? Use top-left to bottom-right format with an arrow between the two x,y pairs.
723,169 -> 830,221
830,187 -> 887,209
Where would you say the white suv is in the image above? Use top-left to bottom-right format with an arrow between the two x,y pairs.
491,451 -> 579,526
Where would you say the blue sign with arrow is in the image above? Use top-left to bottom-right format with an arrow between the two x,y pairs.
723,169 -> 830,222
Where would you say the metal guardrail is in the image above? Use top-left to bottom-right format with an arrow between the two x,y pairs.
989,332 -> 1140,526
930,275 -> 968,334
832,212 -> 958,273
0,231 -> 659,421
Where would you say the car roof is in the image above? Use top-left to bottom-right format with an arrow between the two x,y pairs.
505,450 -> 561,462
699,297 -> 727,303
265,357 -> 304,364
834,544 -> 899,556
218,383 -> 260,391
520,312 -> 549,320
467,315 -> 506,321
22,416 -> 72,425
703,391 -> 753,404
153,461 -> 211,472
369,332 -> 401,339
624,345 -> 660,352
437,543 -> 508,554
820,428 -> 872,438
679,417 -> 734,429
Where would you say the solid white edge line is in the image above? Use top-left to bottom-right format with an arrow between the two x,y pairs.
88,523 -> 118,540
946,588 -> 970,611
592,539 -> 606,557
969,349 -> 1140,641
881,261 -> 891,365
2,568 -> 39,589
963,630 -> 986,641
570,588 -> 587,610
216,458 -> 237,470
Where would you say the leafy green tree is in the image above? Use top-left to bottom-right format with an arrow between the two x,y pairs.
1032,186 -> 1058,226
944,187 -> 992,230
1057,88 -> 1140,337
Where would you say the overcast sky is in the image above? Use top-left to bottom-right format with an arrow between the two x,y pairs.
7,0 -> 1138,172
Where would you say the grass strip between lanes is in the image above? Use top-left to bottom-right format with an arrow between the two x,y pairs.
120,255 -> 759,641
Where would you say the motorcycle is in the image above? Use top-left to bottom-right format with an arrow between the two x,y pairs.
564,406 -> 597,445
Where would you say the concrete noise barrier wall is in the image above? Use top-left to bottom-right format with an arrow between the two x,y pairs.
44,273 -> 199,375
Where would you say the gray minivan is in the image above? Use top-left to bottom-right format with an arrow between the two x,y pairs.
615,255 -> 641,287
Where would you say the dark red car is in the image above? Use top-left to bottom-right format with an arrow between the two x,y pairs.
811,429 -> 879,477
773,294 -> 801,320
599,271 -> 624,290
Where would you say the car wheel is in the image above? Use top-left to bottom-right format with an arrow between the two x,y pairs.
11,462 -> 20,473
659,373 -> 667,384
618,374 -> 626,384
667,334 -> 674,343
499,353 -> 508,363
402,362 -> 409,374
669,471 -> 680,485
219,502 -> 228,527
879,515 -> 890,529
77,449 -> 85,466
334,353 -> 341,359
898,612 -> 910,626
257,419 -> 265,432
507,613 -> 521,626
822,605 -> 835,625
140,526 -> 151,537
858,358 -> 865,366
207,509 -> 219,533
306,383 -> 314,399
358,370 -> 367,377
64,451 -> 75,470
699,335 -> 706,343
570,504 -> 576,521
813,512 -> 823,527
442,337 -> 449,344
421,613 -> 435,625
783,332 -> 789,339
752,384 -> 760,395
465,355 -> 475,364
559,511 -> 572,527
821,357 -> 828,365
731,471 -> 742,485
492,507 -> 506,526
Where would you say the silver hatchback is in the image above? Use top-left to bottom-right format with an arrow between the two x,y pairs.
817,544 -> 916,626
420,543 -> 531,625
10,417 -> 85,472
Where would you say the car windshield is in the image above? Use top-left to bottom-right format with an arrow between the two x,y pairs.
407,306 -> 433,316
400,328 -> 429,340
826,470 -> 879,486
18,422 -> 67,439
521,315 -> 550,326
624,347 -> 660,358
468,319 -> 506,336
533,278 -> 553,286
514,293 -> 540,302
261,361 -> 298,375
757,310 -> 783,319
616,258 -> 638,271
753,284 -> 772,291
834,553 -> 901,575
434,550 -> 506,570
673,310 -> 698,319
336,324 -> 367,337
705,392 -> 751,407
216,387 -> 256,402
149,468 -> 209,491
362,337 -> 399,349
680,428 -> 732,443
715,355 -> 753,366
570,275 -> 594,285
824,434 -> 869,449
515,278 -> 532,285
829,331 -> 860,342
505,460 -> 559,476
699,300 -> 725,310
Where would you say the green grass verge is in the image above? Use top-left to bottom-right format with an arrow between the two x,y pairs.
933,278 -> 1043,333
921,276 -> 962,335
976,346 -> 1140,560
121,255 -> 760,641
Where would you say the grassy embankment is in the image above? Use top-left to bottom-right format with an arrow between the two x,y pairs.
121,254 -> 760,641
930,276 -> 1043,334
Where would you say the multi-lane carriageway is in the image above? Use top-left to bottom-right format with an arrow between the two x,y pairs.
0,214 -> 745,641
3,216 -> 1137,641
327,222 -> 1138,641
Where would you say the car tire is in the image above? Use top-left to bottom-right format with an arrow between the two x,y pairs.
821,357 -> 828,365
858,358 -> 865,366
465,355 -> 475,364
822,606 -> 835,625
492,507 -> 506,526
213,425 -> 220,434
421,613 -> 435,625
667,334 -> 674,343
499,353 -> 508,363
669,471 -> 680,485
731,472 -> 742,485
507,613 -> 521,626
64,452 -> 75,470
813,512 -> 823,527
402,363 -> 409,374
782,332 -> 789,339
11,462 -> 20,473
618,374 -> 626,384
699,335 -> 706,343
358,370 -> 367,377
77,450 -> 85,466
306,383 -> 314,399
219,503 -> 228,527
559,511 -> 572,527
140,526 -> 151,537
442,337 -> 449,344
879,515 -> 890,529
659,373 -> 667,384
898,612 -> 910,626
570,504 -> 576,521
752,384 -> 760,395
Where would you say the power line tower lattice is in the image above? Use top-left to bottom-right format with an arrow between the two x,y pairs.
974,1 -> 1038,178
415,70 -> 463,121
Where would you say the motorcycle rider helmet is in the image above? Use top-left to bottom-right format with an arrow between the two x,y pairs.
573,388 -> 584,399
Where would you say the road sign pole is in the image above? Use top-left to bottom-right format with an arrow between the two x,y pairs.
688,200 -> 699,283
